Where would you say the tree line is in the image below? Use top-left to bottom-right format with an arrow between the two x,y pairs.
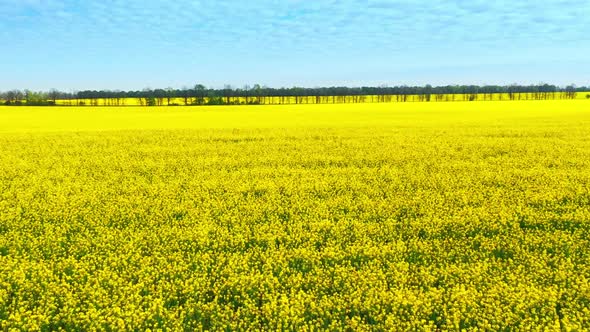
0,84 -> 587,106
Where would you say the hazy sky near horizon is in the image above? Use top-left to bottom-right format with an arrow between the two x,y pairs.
1,0 -> 589,90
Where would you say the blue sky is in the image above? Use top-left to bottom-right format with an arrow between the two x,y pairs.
1,0 -> 589,90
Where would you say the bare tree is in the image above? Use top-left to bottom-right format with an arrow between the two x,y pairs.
12,90 -> 24,104
48,89 -> 60,104
223,84 -> 233,104
166,87 -> 174,105
181,86 -> 191,105
195,84 -> 206,105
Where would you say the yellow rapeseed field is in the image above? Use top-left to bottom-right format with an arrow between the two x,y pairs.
1,100 -> 589,330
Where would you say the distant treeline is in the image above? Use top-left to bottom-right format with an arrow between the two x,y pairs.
1,84 -> 588,106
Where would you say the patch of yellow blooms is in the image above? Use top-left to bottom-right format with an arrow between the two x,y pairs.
0,100 -> 589,330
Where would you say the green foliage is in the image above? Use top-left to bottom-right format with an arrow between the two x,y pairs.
206,92 -> 224,105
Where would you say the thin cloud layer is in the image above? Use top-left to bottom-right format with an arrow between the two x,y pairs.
0,0 -> 588,89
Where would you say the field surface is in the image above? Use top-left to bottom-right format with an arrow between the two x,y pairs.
1,101 -> 590,330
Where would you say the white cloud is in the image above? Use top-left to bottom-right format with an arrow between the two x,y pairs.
1,0 -> 589,89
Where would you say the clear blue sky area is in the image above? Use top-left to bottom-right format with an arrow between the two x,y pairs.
1,0 -> 589,90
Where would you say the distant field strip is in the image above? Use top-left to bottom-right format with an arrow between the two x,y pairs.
1,100 -> 588,133
0,101 -> 589,330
